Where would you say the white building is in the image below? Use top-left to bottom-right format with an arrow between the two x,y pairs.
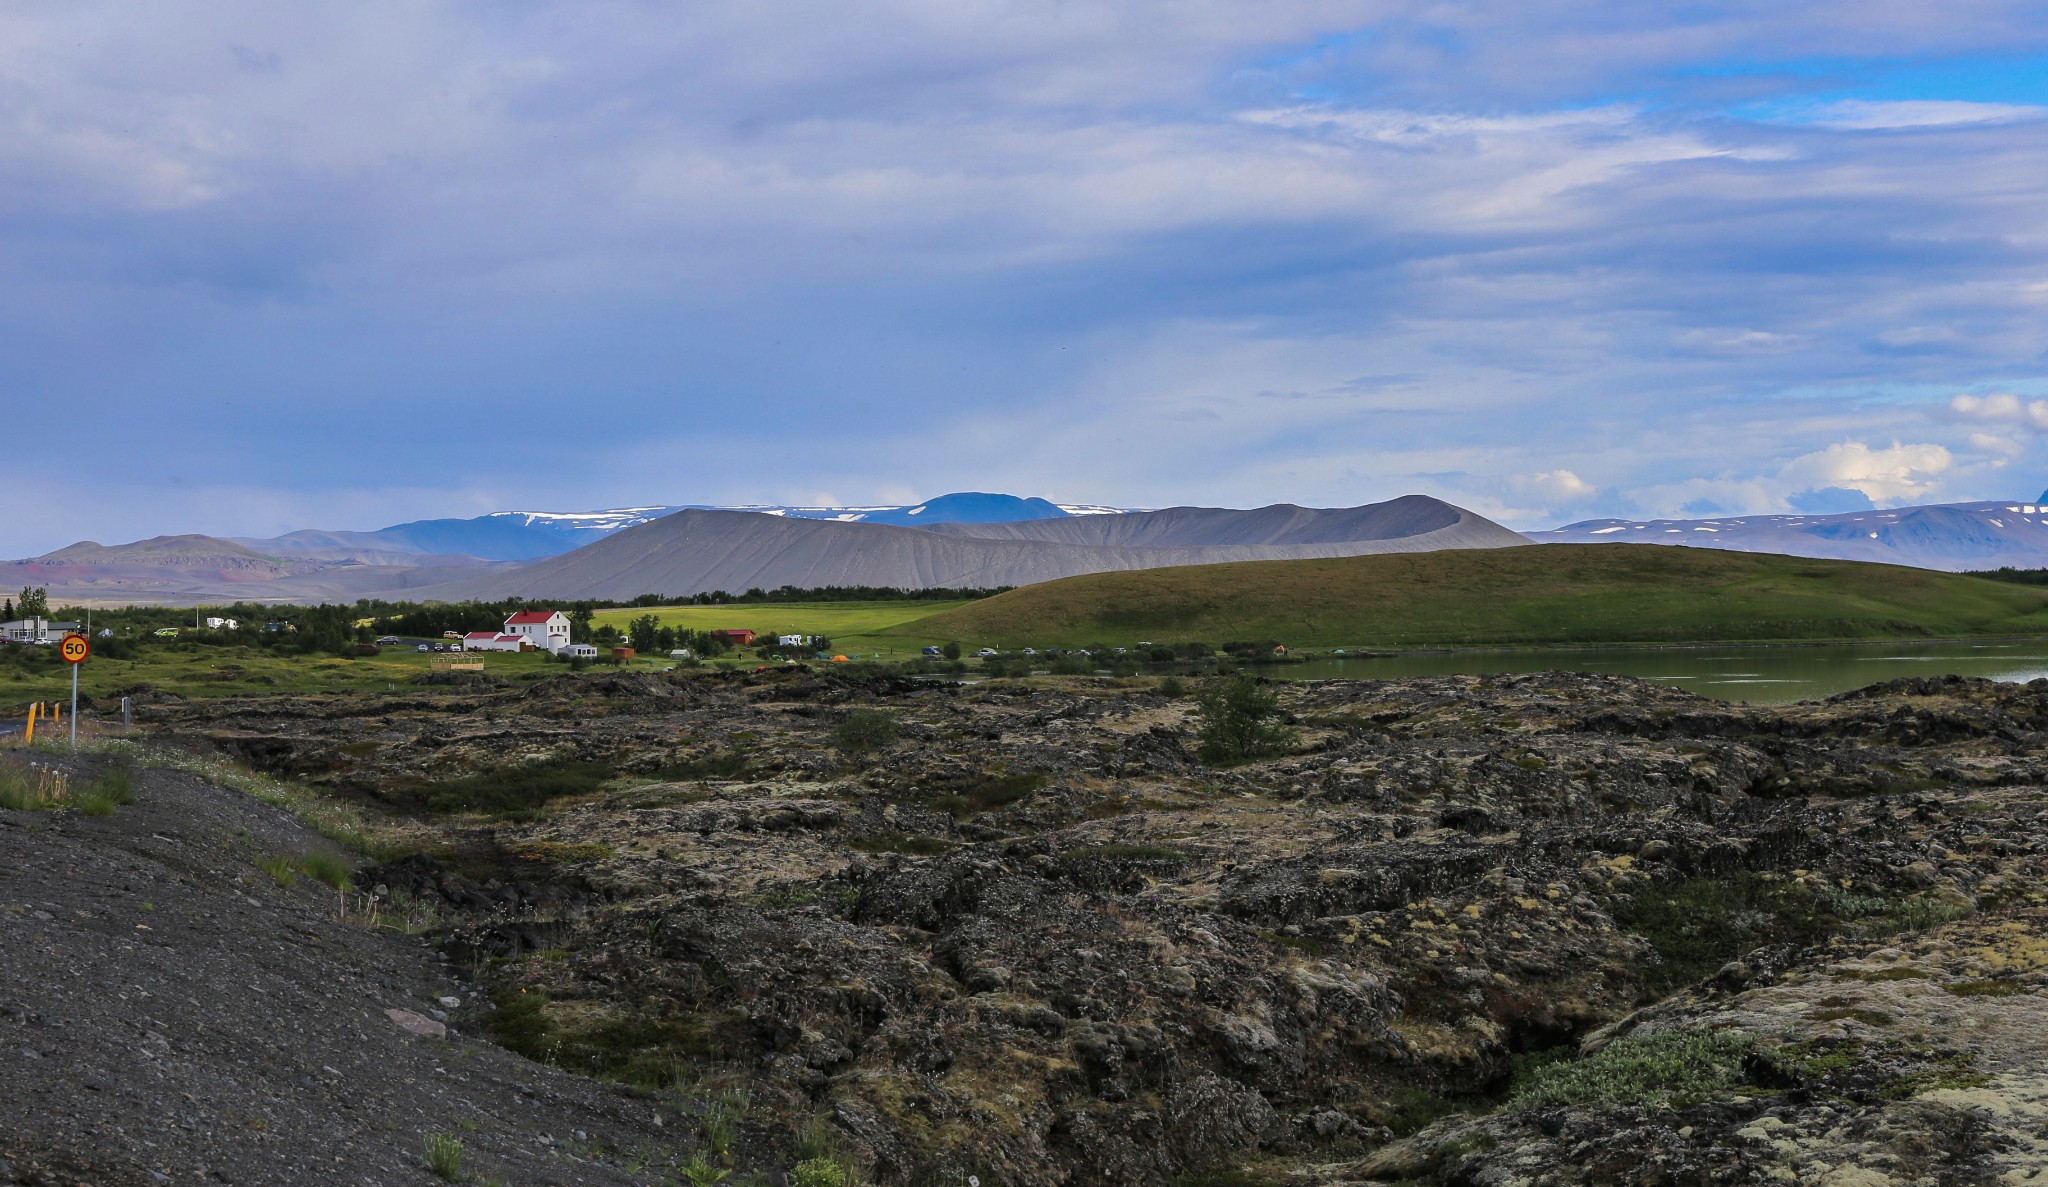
462,632 -> 530,652
204,617 -> 239,630
1,618 -> 78,644
503,610 -> 572,654
777,634 -> 820,647
562,644 -> 600,659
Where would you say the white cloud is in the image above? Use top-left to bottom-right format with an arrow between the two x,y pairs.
1951,393 -> 2048,433
1792,100 -> 2048,130
1515,469 -> 1598,501
1777,441 -> 1952,503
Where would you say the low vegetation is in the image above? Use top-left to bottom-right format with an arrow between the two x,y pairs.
894,544 -> 2048,649
1512,1027 -> 1761,1112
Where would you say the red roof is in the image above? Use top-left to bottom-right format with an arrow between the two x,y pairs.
504,611 -> 559,625
463,631 -> 498,640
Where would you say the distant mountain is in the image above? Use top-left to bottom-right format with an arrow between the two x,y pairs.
395,497 -> 1529,602
1533,500 -> 2048,572
236,493 -> 1132,565
4,535 -> 324,599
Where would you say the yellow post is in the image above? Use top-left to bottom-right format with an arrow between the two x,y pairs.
24,702 -> 37,746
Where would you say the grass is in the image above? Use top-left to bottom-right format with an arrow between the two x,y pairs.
422,1132 -> 463,1180
592,600 -> 970,661
0,640 -> 570,702
1609,875 -> 1974,997
393,757 -> 615,817
886,544 -> 2048,650
0,762 -> 69,811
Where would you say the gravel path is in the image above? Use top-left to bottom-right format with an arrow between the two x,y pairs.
0,751 -> 681,1187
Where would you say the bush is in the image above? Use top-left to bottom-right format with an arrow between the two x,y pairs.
1157,676 -> 1186,698
1193,675 -> 1296,764
831,709 -> 899,754
1512,1027 -> 1760,1112
790,1157 -> 857,1187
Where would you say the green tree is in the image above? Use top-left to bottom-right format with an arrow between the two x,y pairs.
17,587 -> 49,618
941,641 -> 962,660
831,709 -> 899,754
1193,675 -> 1296,764
568,607 -> 595,643
628,614 -> 662,653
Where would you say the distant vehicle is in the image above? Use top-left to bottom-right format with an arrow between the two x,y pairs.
441,631 -> 462,639
432,643 -> 447,651
1112,647 -> 1126,654
921,646 -> 943,656
1021,648 -> 1036,656
376,636 -> 403,646
153,628 -> 179,638
416,644 -> 430,652
976,648 -> 998,657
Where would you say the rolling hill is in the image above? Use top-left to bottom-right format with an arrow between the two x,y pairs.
1534,500 -> 2048,572
892,544 -> 2048,649
393,497 -> 1529,601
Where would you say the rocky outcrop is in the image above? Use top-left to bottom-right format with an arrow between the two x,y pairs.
130,668 -> 2048,1184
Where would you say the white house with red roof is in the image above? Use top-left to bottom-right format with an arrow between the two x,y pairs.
503,610 -> 572,654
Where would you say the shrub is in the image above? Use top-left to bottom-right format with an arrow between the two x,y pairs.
1512,1027 -> 1759,1112
790,1157 -> 857,1187
422,1132 -> 463,1180
259,854 -> 296,888
1193,675 -> 1296,764
831,709 -> 899,754
679,1151 -> 730,1185
1157,676 -> 1186,698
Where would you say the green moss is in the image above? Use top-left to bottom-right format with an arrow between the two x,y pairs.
1945,978 -> 2027,997
397,757 -> 614,817
930,770 -> 1049,818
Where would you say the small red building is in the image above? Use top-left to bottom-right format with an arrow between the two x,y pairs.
712,629 -> 757,645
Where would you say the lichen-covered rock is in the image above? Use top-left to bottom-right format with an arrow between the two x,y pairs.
135,668 -> 2048,1184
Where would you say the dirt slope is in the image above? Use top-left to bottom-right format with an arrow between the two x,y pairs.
0,753 -> 681,1187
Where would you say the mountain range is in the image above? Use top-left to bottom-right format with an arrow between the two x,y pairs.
1533,500 -> 2048,571
232,493 -> 1124,566
4,494 -> 1524,605
19,490 -> 2048,609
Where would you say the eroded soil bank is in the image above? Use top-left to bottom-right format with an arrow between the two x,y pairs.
18,667 -> 2048,1185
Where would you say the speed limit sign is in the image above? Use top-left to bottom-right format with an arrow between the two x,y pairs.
59,634 -> 89,664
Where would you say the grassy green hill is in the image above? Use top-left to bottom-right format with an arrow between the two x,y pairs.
887,545 -> 2048,649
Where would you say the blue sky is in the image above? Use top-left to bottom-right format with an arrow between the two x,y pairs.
3,1 -> 2048,555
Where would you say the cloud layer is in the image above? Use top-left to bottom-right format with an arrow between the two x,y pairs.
3,2 -> 2048,553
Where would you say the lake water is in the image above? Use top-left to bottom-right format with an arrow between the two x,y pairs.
1264,640 -> 2048,704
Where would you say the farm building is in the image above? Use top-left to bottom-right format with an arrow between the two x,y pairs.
713,629 -> 757,645
462,631 -> 529,652
562,644 -> 600,659
503,610 -> 572,653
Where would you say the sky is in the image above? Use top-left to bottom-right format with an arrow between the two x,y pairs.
4,1 -> 2048,556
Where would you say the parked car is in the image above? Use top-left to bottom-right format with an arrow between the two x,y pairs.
376,636 -> 403,646
976,648 -> 998,657
921,646 -> 943,656
1021,648 -> 1036,656
416,644 -> 430,652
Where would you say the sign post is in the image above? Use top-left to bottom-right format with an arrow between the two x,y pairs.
59,634 -> 88,750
